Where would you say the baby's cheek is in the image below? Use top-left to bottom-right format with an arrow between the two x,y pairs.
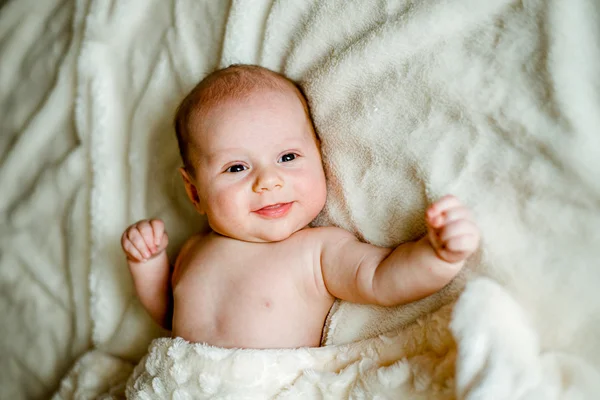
209,193 -> 244,233
298,171 -> 326,210
213,190 -> 237,212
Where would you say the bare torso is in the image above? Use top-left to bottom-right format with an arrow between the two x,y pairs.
170,229 -> 335,349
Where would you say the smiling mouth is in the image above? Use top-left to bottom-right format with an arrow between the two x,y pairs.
253,202 -> 293,218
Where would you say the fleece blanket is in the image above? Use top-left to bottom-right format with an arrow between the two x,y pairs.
0,1 -> 92,399
1,0 -> 599,398
56,278 -> 600,399
124,279 -> 600,399
124,304 -> 456,400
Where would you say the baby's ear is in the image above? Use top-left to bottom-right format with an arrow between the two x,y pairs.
179,167 -> 205,215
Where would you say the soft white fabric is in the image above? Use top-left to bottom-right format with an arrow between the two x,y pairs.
125,309 -> 456,400
452,278 -> 600,399
52,350 -> 133,400
2,0 -> 600,398
55,279 -> 600,399
0,1 -> 91,399
73,304 -> 456,400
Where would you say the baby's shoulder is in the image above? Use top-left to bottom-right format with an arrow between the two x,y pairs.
178,231 -> 229,258
178,232 -> 206,256
172,232 -> 227,280
173,232 -> 218,269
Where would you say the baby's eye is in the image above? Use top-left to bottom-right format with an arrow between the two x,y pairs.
279,153 -> 297,163
226,164 -> 247,173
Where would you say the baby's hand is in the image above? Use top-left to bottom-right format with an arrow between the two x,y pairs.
121,219 -> 169,262
425,195 -> 480,264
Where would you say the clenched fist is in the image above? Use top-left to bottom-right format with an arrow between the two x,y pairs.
121,219 -> 169,262
425,195 -> 480,264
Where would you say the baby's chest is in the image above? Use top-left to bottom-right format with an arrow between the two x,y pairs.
178,251 -> 312,300
229,256 -> 308,296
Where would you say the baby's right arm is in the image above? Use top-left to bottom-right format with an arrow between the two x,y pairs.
121,219 -> 172,330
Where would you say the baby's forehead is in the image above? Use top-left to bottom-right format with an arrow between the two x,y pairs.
194,82 -> 307,126
201,85 -> 300,117
187,99 -> 312,161
180,66 -> 314,150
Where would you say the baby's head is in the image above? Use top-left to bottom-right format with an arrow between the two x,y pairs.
174,64 -> 327,242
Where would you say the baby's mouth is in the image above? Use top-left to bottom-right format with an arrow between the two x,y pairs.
253,202 -> 293,218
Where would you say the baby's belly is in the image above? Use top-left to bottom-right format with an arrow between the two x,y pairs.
171,291 -> 329,349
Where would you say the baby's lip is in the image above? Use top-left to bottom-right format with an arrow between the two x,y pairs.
253,202 -> 293,218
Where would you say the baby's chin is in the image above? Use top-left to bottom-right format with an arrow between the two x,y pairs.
239,230 -> 297,243
218,226 -> 303,243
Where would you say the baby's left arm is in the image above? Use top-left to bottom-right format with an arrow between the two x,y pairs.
320,195 -> 479,306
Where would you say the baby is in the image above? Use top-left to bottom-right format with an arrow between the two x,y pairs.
121,64 -> 480,349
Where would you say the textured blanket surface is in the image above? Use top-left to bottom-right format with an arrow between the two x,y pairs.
125,312 -> 456,400
1,0 -> 599,398
0,1 -> 91,398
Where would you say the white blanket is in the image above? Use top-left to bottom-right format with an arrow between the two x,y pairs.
123,279 -> 600,400
125,308 -> 456,400
0,1 -> 91,398
55,278 -> 600,399
1,0 -> 599,398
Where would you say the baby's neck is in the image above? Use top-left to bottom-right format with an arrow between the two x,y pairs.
209,225 -> 313,244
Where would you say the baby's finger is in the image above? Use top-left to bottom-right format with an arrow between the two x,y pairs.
436,247 -> 468,264
127,228 -> 152,259
428,224 -> 441,251
122,238 -> 144,262
445,235 -> 478,253
442,207 -> 473,225
438,219 -> 478,243
156,232 -> 169,253
433,194 -> 462,212
426,212 -> 444,229
136,221 -> 156,252
150,220 -> 165,247
427,195 -> 461,220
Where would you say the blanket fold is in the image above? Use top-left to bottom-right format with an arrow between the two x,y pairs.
126,304 -> 457,399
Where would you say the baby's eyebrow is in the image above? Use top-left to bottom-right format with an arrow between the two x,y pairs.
202,149 -> 244,165
203,137 -> 309,164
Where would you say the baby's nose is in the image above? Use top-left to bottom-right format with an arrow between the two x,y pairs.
252,169 -> 283,192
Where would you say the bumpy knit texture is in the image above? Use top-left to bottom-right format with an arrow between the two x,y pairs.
126,304 -> 456,399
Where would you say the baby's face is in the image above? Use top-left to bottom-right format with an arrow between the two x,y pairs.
188,89 -> 327,242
